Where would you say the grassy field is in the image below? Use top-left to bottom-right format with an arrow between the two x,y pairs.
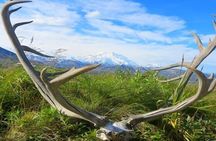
0,65 -> 216,141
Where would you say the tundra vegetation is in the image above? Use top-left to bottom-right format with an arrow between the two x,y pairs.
0,0 -> 216,141
0,66 -> 216,140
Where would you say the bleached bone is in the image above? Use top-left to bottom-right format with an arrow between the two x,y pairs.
1,1 -> 216,140
1,0 -> 109,127
172,29 -> 216,102
125,63 -> 216,127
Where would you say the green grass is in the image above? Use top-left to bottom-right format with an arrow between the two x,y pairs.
0,66 -> 216,141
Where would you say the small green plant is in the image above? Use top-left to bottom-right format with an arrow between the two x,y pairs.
0,66 -> 215,140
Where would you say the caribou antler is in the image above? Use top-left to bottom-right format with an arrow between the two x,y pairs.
125,63 -> 216,127
1,1 -> 216,141
171,31 -> 216,102
1,0 -> 109,127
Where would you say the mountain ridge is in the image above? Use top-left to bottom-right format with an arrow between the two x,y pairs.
0,47 -> 198,81
0,47 -> 17,60
76,52 -> 139,67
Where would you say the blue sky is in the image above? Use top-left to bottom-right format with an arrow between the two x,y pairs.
0,0 -> 216,72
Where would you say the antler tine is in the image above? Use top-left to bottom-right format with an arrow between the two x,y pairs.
13,21 -> 33,31
40,67 -> 108,126
192,32 -> 204,52
9,6 -> 22,15
206,73 -> 216,93
152,62 -> 190,83
50,64 -> 101,86
208,79 -> 216,93
2,1 -> 216,140
22,45 -> 54,58
126,64 -> 210,127
2,0 -> 52,59
2,0 -> 39,77
213,20 -> 216,31
153,64 -> 184,83
208,73 -> 214,80
152,62 -> 192,71
2,0 -> 109,128
3,0 -> 31,13
207,36 -> 216,48
170,31 -> 216,102
159,75 -> 184,83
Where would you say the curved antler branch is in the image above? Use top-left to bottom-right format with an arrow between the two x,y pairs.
171,32 -> 216,102
192,32 -> 204,52
207,74 -> 216,93
2,1 -> 216,140
159,75 -> 184,83
126,63 -> 214,127
22,45 -> 54,57
1,0 -> 109,127
9,6 -> 22,14
13,21 -> 33,31
50,64 -> 100,86
213,20 -> 216,31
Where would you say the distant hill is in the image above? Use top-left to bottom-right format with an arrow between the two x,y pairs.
26,55 -> 86,68
0,47 -> 202,81
0,47 -> 17,67
0,47 -> 17,60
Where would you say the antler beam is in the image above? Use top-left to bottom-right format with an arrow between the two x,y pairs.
1,1 -> 216,141
172,32 -> 216,102
125,63 -> 216,127
1,0 -> 109,127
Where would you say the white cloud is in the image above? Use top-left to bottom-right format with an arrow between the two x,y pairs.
0,0 -> 215,73
137,31 -> 172,43
11,0 -> 81,27
120,13 -> 185,33
75,0 -> 144,15
74,0 -> 187,44
85,11 -> 100,18
74,0 -> 185,32
85,19 -> 177,43
86,19 -> 135,38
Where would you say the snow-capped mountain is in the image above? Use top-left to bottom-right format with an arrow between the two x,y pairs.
77,52 -> 139,67
0,47 -> 202,82
145,64 -> 161,68
26,54 -> 86,68
26,54 -> 48,63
